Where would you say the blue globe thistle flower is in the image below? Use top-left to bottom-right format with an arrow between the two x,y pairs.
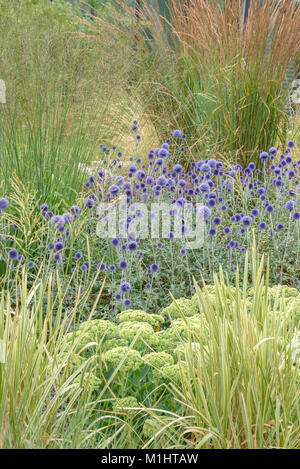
17,254 -> 25,264
173,129 -> 182,138
119,260 -> 128,270
242,216 -> 252,227
145,283 -> 151,290
180,248 -> 186,255
27,261 -> 34,269
269,147 -> 277,155
75,251 -> 82,260
47,242 -> 54,251
208,228 -> 216,236
109,184 -> 120,197
120,281 -> 131,293
213,217 -> 222,225
293,212 -> 300,220
0,198 -> 9,210
199,183 -> 210,193
173,164 -> 183,174
265,205 -> 274,213
287,140 -> 295,148
157,176 -> 167,186
97,262 -> 106,271
251,209 -> 259,217
40,203 -> 48,212
54,242 -> 64,252
259,152 -> 269,162
109,264 -> 116,271
80,263 -> 88,271
128,241 -> 138,251
53,253 -> 62,262
150,263 -> 159,272
223,226 -> 231,234
248,162 -> 256,171
207,198 -> 216,207
112,238 -> 120,247
114,293 -> 121,301
84,198 -> 94,208
276,223 -> 284,231
285,200 -> 296,211
259,222 -> 267,230
123,298 -> 131,307
70,205 -> 81,216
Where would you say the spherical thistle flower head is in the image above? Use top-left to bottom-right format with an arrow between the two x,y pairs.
150,263 -> 159,273
145,283 -> 151,290
8,249 -> 18,260
108,184 -> 120,197
54,241 -> 64,252
17,254 -> 25,264
248,162 -> 256,171
109,264 -> 116,271
212,216 -> 222,226
0,198 -> 9,210
40,203 -> 48,212
259,222 -> 267,230
128,241 -> 138,251
180,248 -> 186,255
207,198 -> 216,207
27,261 -> 34,269
173,129 -> 182,138
84,198 -> 94,208
120,281 -> 131,293
157,241 -> 163,248
199,182 -> 210,193
241,216 -> 252,227
123,298 -> 131,307
47,242 -> 54,251
259,152 -> 269,162
157,176 -> 167,186
265,204 -> 274,213
80,263 -> 88,271
75,251 -> 82,260
269,147 -> 277,155
276,223 -> 284,231
111,237 -> 120,247
293,212 -> 300,220
97,262 -> 106,271
287,140 -> 295,148
208,228 -> 216,236
251,208 -> 259,217
223,226 -> 231,234
119,260 -> 128,270
53,253 -> 62,262
285,200 -> 296,211
70,205 -> 81,216
173,163 -> 183,174
114,293 -> 121,301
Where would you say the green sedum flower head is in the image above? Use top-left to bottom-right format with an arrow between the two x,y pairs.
102,346 -> 142,374
117,309 -> 164,328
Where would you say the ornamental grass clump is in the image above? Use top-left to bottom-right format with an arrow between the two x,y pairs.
144,248 -> 300,449
120,0 -> 300,166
